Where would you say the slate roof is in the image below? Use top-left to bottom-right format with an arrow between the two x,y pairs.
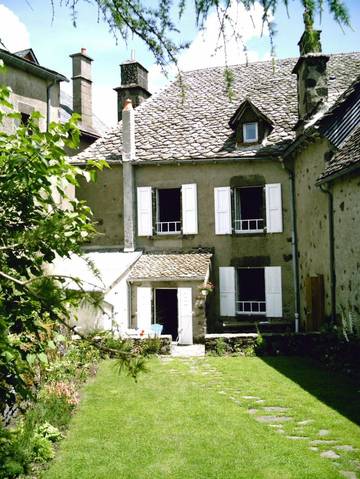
319,125 -> 360,181
74,52 -> 360,164
60,90 -> 108,138
128,252 -> 212,281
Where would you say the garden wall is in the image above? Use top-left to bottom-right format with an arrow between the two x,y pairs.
205,333 -> 360,379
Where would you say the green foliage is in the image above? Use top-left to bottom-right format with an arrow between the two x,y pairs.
0,74 -> 144,418
60,1 -> 350,72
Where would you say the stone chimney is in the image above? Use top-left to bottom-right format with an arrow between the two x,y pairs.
292,11 -> 329,124
114,59 -> 151,122
122,99 -> 136,252
70,48 -> 93,128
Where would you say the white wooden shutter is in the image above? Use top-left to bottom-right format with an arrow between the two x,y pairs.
181,184 -> 198,234
219,267 -> 236,316
214,187 -> 232,234
265,266 -> 282,318
177,288 -> 193,345
265,183 -> 283,233
136,287 -> 152,330
137,187 -> 153,236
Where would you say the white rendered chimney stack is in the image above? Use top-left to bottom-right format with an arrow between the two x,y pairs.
122,99 -> 136,162
122,99 -> 136,252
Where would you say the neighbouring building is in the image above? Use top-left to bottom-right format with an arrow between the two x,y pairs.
284,69 -> 360,333
0,47 -> 107,149
72,31 -> 360,343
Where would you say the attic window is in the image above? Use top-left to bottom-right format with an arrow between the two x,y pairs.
243,122 -> 258,143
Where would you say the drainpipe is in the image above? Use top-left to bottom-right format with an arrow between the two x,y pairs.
319,183 -> 336,323
46,79 -> 57,131
280,158 -> 300,333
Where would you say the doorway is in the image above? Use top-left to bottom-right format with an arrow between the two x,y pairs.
155,289 -> 178,340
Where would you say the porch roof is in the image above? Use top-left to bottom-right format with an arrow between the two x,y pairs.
128,251 -> 212,282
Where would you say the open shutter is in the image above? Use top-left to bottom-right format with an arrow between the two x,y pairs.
214,187 -> 232,234
177,288 -> 193,345
265,183 -> 283,233
182,184 -> 198,234
136,287 -> 152,330
265,266 -> 282,318
137,187 -> 153,236
219,267 -> 236,316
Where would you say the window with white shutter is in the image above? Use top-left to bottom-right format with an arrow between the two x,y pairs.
181,184 -> 198,234
214,187 -> 232,235
219,267 -> 236,316
137,187 -> 153,236
265,183 -> 283,233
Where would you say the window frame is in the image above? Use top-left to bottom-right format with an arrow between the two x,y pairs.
155,187 -> 182,235
243,122 -> 258,143
236,267 -> 266,316
233,185 -> 265,234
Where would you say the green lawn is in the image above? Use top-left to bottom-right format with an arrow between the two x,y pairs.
43,356 -> 360,479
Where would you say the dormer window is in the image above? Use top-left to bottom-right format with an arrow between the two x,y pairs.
243,122 -> 258,143
229,98 -> 273,147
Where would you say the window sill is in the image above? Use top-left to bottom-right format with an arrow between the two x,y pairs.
234,229 -> 264,235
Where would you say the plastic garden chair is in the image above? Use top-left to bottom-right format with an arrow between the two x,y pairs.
151,324 -> 163,336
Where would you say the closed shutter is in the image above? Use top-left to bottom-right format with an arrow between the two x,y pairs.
137,187 -> 153,236
219,267 -> 236,316
265,183 -> 283,233
182,184 -> 198,234
265,266 -> 282,317
214,187 -> 232,234
177,288 -> 193,345
136,287 -> 152,330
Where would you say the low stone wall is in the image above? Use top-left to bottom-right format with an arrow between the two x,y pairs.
205,333 -> 360,379
132,335 -> 172,355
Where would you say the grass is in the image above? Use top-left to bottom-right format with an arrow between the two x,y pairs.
43,356 -> 360,479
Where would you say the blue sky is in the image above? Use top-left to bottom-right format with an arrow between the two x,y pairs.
1,0 -> 359,126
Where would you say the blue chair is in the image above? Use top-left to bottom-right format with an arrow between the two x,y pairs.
151,324 -> 163,336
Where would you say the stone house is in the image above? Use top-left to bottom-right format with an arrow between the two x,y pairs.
0,47 -> 106,148
284,68 -> 360,333
73,31 -> 360,343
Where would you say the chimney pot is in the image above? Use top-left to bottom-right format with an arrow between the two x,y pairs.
81,48 -> 87,55
123,98 -> 133,111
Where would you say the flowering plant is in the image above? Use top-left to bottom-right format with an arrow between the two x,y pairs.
199,282 -> 215,295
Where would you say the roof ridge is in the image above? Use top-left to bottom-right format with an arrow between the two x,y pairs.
181,51 -> 360,75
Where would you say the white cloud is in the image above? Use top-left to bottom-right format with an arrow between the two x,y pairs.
0,4 -> 30,52
149,1 -> 271,92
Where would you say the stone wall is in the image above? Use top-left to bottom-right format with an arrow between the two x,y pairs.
332,172 -> 360,334
293,138 -> 332,325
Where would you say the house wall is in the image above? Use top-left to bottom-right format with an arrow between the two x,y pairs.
293,138 -> 332,326
332,172 -> 360,326
129,280 -> 206,341
135,160 -> 294,331
76,164 -> 124,246
0,64 -> 60,132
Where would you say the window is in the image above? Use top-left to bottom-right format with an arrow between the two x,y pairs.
219,266 -> 283,318
234,186 -> 264,233
214,184 -> 283,235
137,184 -> 198,236
243,122 -> 258,143
20,112 -> 30,126
156,188 -> 181,234
236,268 -> 266,315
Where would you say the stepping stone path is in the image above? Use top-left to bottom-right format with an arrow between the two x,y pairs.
336,445 -> 357,452
340,471 -> 358,479
263,406 -> 288,412
321,450 -> 341,460
256,415 -> 292,423
180,358 -> 359,479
